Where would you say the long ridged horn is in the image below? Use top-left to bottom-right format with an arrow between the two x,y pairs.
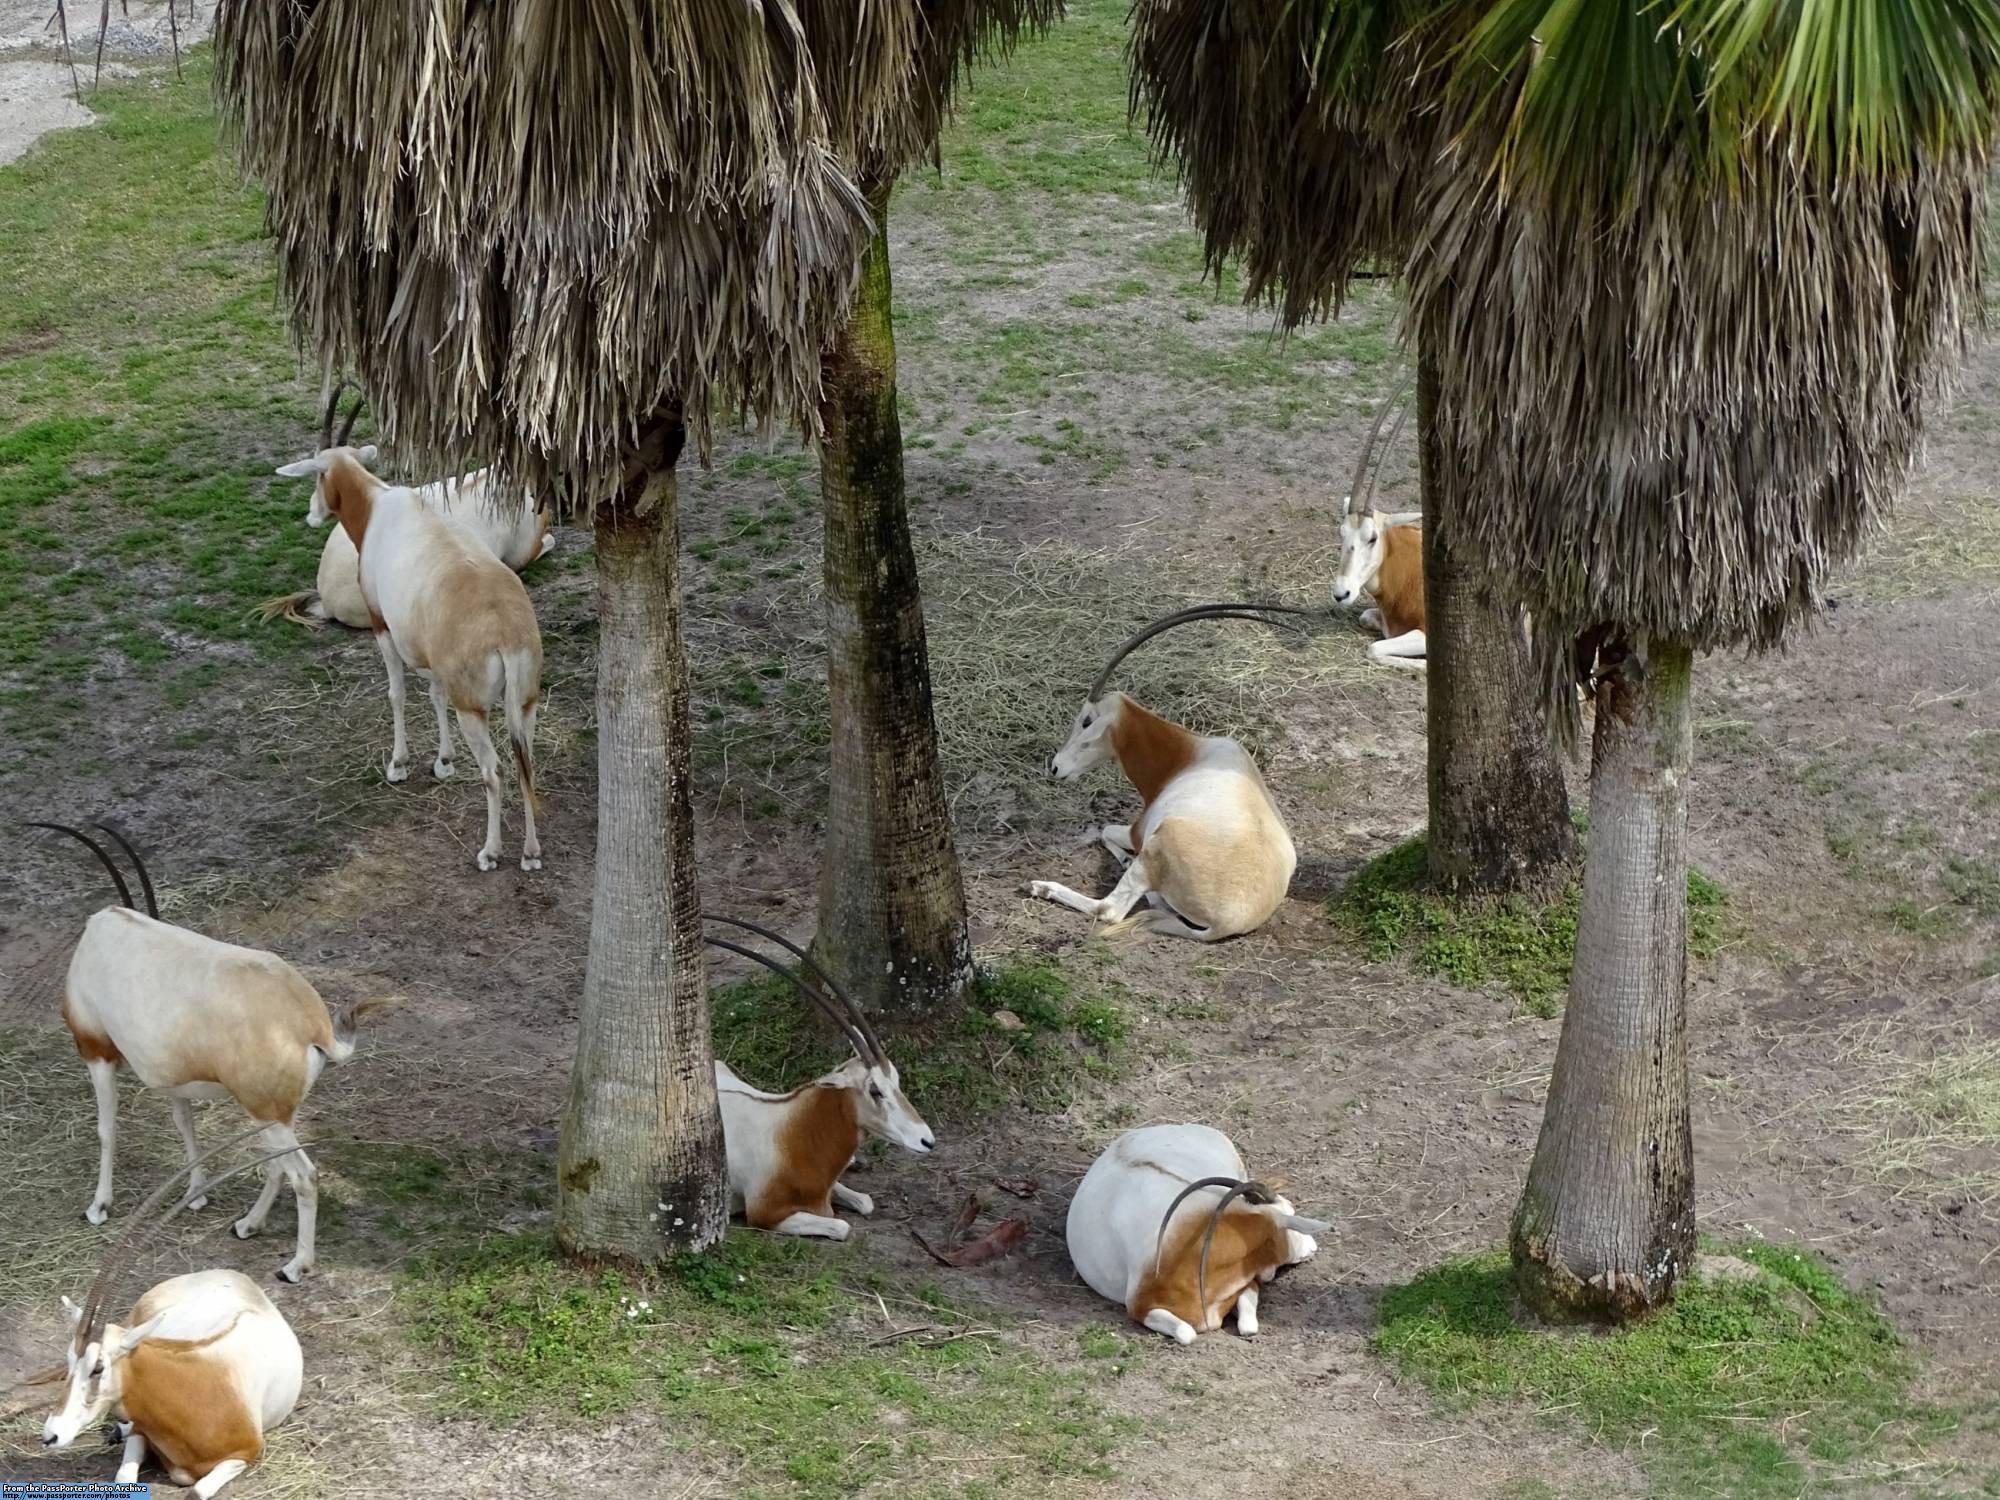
1357,395 -> 1414,516
25,822 -> 133,912
1087,603 -> 1320,701
1345,365 -> 1415,515
701,912 -> 883,1064
90,820 -> 157,921
1153,1176 -> 1279,1326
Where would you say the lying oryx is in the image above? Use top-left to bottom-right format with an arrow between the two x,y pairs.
274,444 -> 544,872
258,383 -> 554,630
34,821 -> 380,1281
1330,370 -> 1426,667
40,1139 -> 304,1498
703,914 -> 933,1239
1030,604 -> 1311,941
1067,1123 -> 1327,1343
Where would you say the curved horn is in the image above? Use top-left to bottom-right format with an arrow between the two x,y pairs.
71,1120 -> 270,1353
90,821 -> 156,921
1152,1176 -> 1278,1325
1357,395 -> 1414,516
334,387 -> 366,447
1346,365 -> 1415,506
701,935 -> 871,1063
319,374 -> 363,450
701,912 -> 883,1064
1087,603 -> 1320,701
1277,1213 -> 1331,1236
24,822 -> 133,912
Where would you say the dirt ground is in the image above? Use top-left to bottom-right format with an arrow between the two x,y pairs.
1,10 -> 1996,1500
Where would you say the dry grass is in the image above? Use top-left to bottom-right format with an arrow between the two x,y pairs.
1833,1024 -> 2000,1210
1838,495 -> 2000,604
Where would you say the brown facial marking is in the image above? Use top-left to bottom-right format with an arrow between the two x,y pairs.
746,1087 -> 860,1228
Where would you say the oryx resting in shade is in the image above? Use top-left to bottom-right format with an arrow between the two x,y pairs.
260,384 -> 553,630
703,914 -> 934,1240
1067,1123 -> 1327,1343
1330,370 -> 1426,667
1030,603 -> 1312,941
33,821 -> 380,1282
39,1137 -> 306,1497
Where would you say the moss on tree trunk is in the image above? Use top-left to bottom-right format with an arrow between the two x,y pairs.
1511,636 -> 1697,1321
812,177 -> 973,1014
1419,350 -> 1576,896
557,409 -> 728,1265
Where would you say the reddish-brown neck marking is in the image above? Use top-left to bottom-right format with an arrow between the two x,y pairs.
323,451 -> 381,557
1375,524 -> 1425,637
747,1086 -> 861,1228
1109,697 -> 1198,810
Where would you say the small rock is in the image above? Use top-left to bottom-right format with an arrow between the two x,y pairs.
991,1009 -> 1025,1032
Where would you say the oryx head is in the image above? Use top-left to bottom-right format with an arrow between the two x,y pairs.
1332,370 -> 1413,610
40,1300 -> 162,1448
701,914 -> 935,1155
274,377 -> 374,527
1155,1176 -> 1332,1320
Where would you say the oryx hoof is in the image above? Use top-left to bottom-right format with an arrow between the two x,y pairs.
386,759 -> 411,784
520,853 -> 543,872
432,757 -> 455,781
475,849 -> 500,872
1028,880 -> 1057,899
85,1201 -> 109,1226
275,1258 -> 309,1284
850,1193 -> 875,1217
183,1194 -> 208,1213
232,1217 -> 260,1240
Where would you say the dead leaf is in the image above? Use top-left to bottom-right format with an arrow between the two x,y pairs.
936,1218 -> 1027,1267
994,1177 -> 1038,1199
948,1193 -> 981,1244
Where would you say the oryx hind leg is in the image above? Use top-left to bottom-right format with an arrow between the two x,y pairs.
831,1180 -> 874,1216
769,1210 -> 851,1241
1366,628 -> 1426,664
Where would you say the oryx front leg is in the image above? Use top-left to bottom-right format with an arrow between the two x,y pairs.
1141,1307 -> 1198,1345
770,1211 -> 852,1241
1232,1284 -> 1260,1337
193,1458 -> 249,1499
1366,628 -> 1426,666
116,1429 -> 148,1484
169,1097 -> 207,1211
831,1181 -> 875,1217
374,631 -> 412,782
427,674 -> 456,780
85,1057 -> 117,1225
1092,859 -> 1155,924
454,708 -> 505,872
1100,823 -> 1137,866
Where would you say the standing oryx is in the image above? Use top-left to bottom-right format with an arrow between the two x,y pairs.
703,914 -> 933,1240
260,383 -> 553,630
1330,370 -> 1426,667
1067,1124 -> 1327,1343
1031,604 -> 1311,941
33,820 -> 381,1282
273,444 -> 545,872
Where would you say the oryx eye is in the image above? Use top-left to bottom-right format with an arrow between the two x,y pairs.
870,1084 -> 884,1101
1081,715 -> 1093,729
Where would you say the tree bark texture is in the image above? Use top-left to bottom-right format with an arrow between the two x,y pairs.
558,411 -> 729,1265
1419,351 -> 1575,895
813,177 -> 974,1014
1511,637 -> 1697,1321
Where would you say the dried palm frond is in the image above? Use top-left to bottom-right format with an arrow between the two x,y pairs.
875,0 -> 1064,183
1132,0 -> 2000,721
210,0 -> 935,512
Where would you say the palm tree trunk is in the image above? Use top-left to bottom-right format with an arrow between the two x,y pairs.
1511,637 -> 1696,1320
1418,352 -> 1575,894
813,175 -> 973,1014
558,408 -> 728,1265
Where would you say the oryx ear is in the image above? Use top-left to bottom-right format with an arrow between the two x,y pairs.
1340,491 -> 1355,519
1278,1214 -> 1331,1236
61,1295 -> 81,1325
274,458 -> 325,479
109,1314 -> 165,1363
356,444 -> 380,464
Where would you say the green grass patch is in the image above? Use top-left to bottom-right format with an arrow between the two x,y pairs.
1375,1246 -> 1941,1499
401,1231 -> 1123,1498
712,954 -> 1133,1118
1336,836 -> 1728,1018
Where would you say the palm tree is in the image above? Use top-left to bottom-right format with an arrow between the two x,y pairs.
811,2 -> 1061,1014
1131,4 -> 1574,898
1135,0 -> 2000,1316
213,2 -> 931,1265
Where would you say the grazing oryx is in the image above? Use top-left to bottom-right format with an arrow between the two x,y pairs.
40,1142 -> 305,1498
1331,370 -> 1426,667
703,914 -> 934,1240
260,384 -> 554,630
1030,604 -> 1311,941
274,444 -> 544,872
1067,1123 -> 1327,1344
34,821 -> 379,1282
